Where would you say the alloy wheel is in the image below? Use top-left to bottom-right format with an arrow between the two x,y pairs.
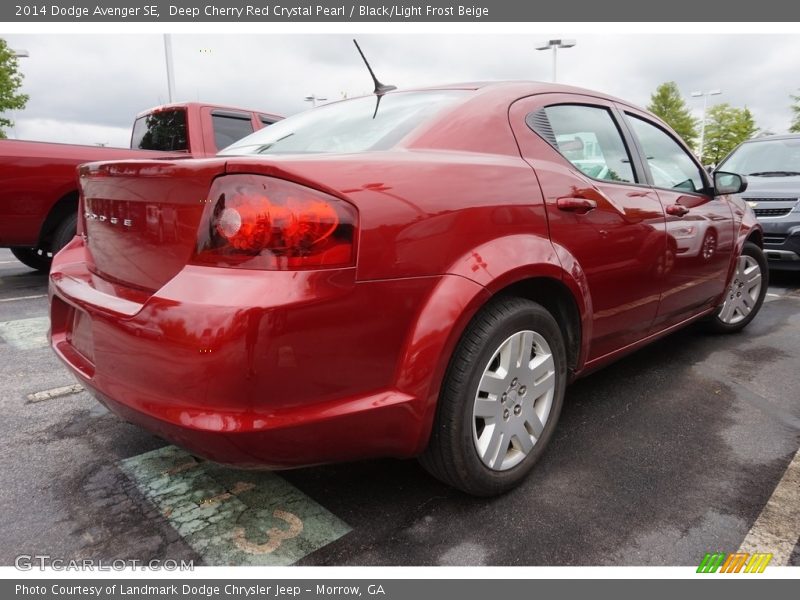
718,254 -> 762,324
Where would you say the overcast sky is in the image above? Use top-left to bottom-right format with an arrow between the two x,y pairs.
2,33 -> 799,147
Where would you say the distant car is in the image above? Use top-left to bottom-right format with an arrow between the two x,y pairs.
50,82 -> 766,496
716,134 -> 800,270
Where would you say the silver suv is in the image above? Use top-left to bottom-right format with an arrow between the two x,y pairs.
717,134 -> 800,270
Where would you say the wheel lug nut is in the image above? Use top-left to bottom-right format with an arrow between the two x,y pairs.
514,405 -> 521,415
503,409 -> 510,420
501,393 -> 507,401
510,378 -> 518,387
518,385 -> 527,395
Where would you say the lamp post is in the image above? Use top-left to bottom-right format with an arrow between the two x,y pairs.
304,94 -> 327,108
163,34 -> 176,103
691,89 -> 722,163
535,39 -> 576,83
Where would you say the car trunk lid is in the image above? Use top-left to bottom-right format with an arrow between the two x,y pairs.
80,158 -> 227,292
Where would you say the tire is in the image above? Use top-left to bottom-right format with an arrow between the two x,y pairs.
705,241 -> 768,333
420,296 -> 567,496
10,247 -> 52,272
51,212 -> 78,256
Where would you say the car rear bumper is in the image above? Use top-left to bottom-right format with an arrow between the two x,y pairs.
49,239 -> 447,468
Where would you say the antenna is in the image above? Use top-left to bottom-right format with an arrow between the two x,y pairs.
353,39 -> 396,119
353,39 -> 397,96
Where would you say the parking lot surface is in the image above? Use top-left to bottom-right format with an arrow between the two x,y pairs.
1,247 -> 798,566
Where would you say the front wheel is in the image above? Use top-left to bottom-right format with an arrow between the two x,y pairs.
705,241 -> 768,333
420,297 -> 567,496
10,247 -> 52,272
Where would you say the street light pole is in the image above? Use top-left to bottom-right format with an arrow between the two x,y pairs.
304,94 -> 327,108
691,89 -> 722,163
535,39 -> 576,83
163,34 -> 176,103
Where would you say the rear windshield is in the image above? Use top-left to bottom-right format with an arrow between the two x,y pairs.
131,109 -> 188,152
219,90 -> 467,156
719,137 -> 800,175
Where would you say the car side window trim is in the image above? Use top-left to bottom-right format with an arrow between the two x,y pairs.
525,102 -> 645,187
620,109 -> 713,197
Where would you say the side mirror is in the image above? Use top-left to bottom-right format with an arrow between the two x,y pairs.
714,171 -> 747,196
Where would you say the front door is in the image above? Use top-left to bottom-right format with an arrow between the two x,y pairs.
621,111 -> 734,329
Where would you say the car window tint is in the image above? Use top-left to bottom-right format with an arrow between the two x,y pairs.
627,115 -> 705,193
530,104 -> 636,184
212,114 -> 255,151
131,109 -> 188,151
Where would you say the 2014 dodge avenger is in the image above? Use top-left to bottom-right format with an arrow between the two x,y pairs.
49,82 -> 767,495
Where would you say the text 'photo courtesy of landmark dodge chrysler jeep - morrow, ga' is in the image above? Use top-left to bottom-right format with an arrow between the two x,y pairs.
49,82 -> 767,496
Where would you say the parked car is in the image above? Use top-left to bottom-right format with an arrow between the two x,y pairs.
49,82 -> 767,496
0,102 -> 282,271
715,134 -> 800,270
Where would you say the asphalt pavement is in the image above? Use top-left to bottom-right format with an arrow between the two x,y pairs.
1,248 -> 798,567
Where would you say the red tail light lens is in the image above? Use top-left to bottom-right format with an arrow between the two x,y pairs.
192,174 -> 357,270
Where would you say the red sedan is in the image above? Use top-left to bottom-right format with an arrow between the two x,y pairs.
49,83 -> 767,495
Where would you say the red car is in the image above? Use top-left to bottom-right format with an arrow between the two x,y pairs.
49,83 -> 767,496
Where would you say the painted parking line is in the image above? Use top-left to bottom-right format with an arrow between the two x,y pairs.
27,383 -> 84,403
0,316 -> 50,350
119,446 -> 351,566
738,447 -> 800,565
0,294 -> 47,303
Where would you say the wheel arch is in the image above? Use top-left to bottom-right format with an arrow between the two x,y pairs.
38,190 -> 78,250
400,234 -> 592,455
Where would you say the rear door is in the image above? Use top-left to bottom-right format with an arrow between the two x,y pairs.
620,109 -> 734,329
510,95 -> 667,360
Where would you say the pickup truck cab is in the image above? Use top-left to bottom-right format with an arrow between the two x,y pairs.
0,102 -> 282,270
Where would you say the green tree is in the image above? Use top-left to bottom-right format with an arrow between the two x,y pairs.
702,103 -> 758,165
0,39 -> 29,139
647,81 -> 699,148
790,92 -> 800,133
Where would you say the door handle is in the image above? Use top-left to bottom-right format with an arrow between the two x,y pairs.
666,204 -> 690,217
556,197 -> 597,214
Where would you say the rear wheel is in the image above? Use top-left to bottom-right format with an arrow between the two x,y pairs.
420,297 -> 567,496
706,241 -> 768,333
10,247 -> 52,272
10,213 -> 77,273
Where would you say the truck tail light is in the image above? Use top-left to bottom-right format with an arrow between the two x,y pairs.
193,174 -> 358,270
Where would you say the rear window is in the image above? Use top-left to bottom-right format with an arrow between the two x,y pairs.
220,90 -> 467,156
131,109 -> 188,151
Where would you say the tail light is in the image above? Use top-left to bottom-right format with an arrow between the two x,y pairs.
192,174 -> 358,270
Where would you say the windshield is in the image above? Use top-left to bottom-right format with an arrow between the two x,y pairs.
719,137 -> 800,176
219,90 -> 467,156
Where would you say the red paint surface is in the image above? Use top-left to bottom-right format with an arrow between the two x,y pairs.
49,83 -> 761,468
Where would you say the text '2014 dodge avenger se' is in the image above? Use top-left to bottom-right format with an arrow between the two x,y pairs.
49,82 -> 767,495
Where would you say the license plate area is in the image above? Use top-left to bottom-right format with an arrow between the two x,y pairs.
67,308 -> 95,364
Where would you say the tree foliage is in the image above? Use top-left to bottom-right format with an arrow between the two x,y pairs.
647,82 -> 699,148
0,38 -> 29,139
790,92 -> 800,134
701,103 -> 758,165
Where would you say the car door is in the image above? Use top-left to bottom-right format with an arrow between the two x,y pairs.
510,95 -> 667,361
620,109 -> 735,329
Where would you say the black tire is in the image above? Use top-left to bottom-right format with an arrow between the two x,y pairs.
10,247 -> 52,272
420,296 -> 567,496
51,212 -> 78,256
705,241 -> 768,333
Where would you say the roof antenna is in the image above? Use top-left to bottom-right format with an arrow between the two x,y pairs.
353,39 -> 396,118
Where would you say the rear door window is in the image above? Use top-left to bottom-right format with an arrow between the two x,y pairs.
528,104 -> 636,184
211,111 -> 255,151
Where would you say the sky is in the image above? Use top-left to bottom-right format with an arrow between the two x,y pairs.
2,33 -> 799,147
